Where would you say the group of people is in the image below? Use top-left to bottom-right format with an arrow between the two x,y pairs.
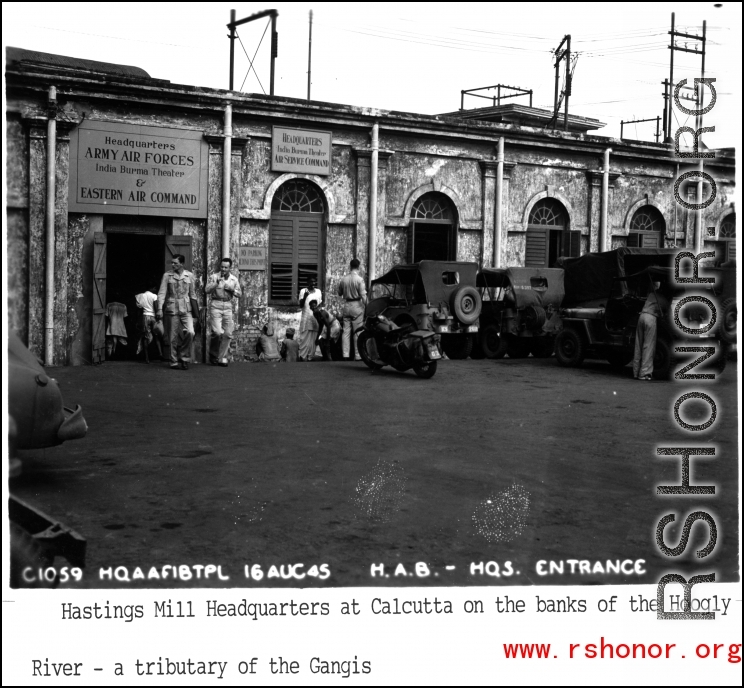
255,258 -> 368,363
136,256 -> 368,370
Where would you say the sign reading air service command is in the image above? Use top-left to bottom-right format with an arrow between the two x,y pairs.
271,126 -> 331,176
239,246 -> 266,270
69,120 -> 208,218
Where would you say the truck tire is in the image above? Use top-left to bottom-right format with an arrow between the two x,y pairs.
450,286 -> 482,325
480,325 -> 508,359
719,298 -> 737,344
357,331 -> 384,371
413,361 -> 438,378
442,334 -> 473,360
652,337 -> 673,380
555,329 -> 587,367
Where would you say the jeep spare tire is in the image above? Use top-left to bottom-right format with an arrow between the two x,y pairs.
450,286 -> 482,325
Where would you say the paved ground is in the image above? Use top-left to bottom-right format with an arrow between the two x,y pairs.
11,355 -> 739,588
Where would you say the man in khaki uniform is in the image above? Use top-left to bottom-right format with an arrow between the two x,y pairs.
206,257 -> 242,367
337,258 -> 367,361
633,281 -> 669,380
157,254 -> 197,370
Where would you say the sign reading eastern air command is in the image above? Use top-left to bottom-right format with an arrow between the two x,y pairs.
69,120 -> 208,218
271,126 -> 331,176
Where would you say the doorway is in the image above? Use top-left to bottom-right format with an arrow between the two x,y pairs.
411,222 -> 452,261
407,192 -> 457,263
105,232 -> 166,359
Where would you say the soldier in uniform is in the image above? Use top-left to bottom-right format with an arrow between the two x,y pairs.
206,257 -> 242,367
156,254 -> 197,370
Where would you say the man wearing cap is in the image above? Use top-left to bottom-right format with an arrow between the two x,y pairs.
206,257 -> 242,367
337,258 -> 367,361
157,254 -> 197,370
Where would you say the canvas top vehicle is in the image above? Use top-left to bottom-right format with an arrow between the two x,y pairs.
555,258 -> 728,378
475,266 -> 564,359
367,260 -> 482,359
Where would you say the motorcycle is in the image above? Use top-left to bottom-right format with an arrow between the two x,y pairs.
357,313 -> 442,378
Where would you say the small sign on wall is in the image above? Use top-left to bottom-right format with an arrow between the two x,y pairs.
239,246 -> 266,270
271,126 -> 332,176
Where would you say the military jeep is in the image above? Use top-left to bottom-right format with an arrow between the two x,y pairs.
367,261 -> 482,359
554,248 -> 728,378
475,267 -> 564,359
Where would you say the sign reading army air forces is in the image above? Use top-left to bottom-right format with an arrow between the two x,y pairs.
69,120 -> 208,218
271,125 -> 332,176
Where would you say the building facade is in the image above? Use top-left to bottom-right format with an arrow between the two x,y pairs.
5,48 -> 736,366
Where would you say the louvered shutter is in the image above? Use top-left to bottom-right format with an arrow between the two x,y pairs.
525,227 -> 548,267
568,230 -> 581,257
297,215 -> 321,287
626,232 -> 641,248
269,214 -> 296,302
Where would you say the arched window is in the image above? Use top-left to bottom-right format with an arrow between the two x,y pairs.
408,192 -> 457,262
271,178 -> 324,213
528,198 -> 566,227
526,198 -> 575,267
628,206 -> 665,248
411,193 -> 453,221
269,179 -> 325,304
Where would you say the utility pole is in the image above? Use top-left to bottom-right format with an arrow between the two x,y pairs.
552,35 -> 571,131
666,12 -> 706,142
229,8 -> 236,90
307,10 -> 313,100
227,9 -> 279,95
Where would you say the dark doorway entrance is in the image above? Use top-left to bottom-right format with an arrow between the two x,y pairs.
411,222 -> 451,261
407,192 -> 457,262
105,233 -> 166,359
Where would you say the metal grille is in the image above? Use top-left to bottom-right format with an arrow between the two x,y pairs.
411,193 -> 453,221
630,206 -> 664,233
528,198 -> 566,227
271,179 -> 324,213
720,214 -> 736,238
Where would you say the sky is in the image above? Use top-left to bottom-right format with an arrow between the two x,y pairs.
2,2 -> 742,147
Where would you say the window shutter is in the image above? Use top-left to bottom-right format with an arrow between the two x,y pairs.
627,232 -> 641,248
641,232 -> 660,248
269,215 -> 296,302
525,227 -> 548,267
569,230 -> 581,257
726,241 -> 736,262
297,216 -> 321,288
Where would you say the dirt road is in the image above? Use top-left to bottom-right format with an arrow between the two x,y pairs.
12,357 -> 739,588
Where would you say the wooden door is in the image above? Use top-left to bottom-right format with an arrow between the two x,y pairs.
92,233 -> 107,364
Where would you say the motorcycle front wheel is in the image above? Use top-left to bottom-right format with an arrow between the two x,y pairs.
412,360 -> 438,378
357,331 -> 384,370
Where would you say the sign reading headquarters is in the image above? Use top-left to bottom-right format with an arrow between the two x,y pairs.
271,126 -> 332,176
69,120 -> 208,218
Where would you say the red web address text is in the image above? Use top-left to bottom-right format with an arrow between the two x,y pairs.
503,639 -> 741,662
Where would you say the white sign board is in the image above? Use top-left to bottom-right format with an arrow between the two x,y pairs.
271,126 -> 331,176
